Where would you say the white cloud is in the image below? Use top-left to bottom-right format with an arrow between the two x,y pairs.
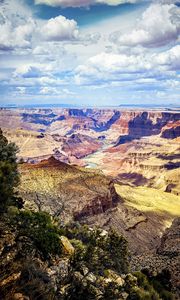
38,76 -> 66,86
154,45 -> 180,70
13,65 -> 40,78
0,1 -> 81,50
109,3 -> 180,47
35,0 -> 142,8
13,63 -> 53,78
39,15 -> 100,44
75,51 -> 152,84
0,18 -> 35,50
1,0 -> 179,105
40,15 -> 79,41
0,0 -> 36,51
74,45 -> 180,85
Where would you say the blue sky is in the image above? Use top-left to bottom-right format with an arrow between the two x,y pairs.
0,0 -> 179,107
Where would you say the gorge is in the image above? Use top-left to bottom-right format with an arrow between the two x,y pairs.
0,107 -> 180,298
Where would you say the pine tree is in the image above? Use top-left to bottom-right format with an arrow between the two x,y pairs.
0,128 -> 21,211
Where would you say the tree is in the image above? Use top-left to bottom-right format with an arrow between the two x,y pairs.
0,128 -> 21,211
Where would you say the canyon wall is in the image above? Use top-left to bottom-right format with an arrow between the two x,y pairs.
0,108 -> 179,140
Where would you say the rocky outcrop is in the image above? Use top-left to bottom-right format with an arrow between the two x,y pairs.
131,218 -> 180,297
60,133 -> 102,159
99,132 -> 180,194
161,121 -> 180,139
74,181 -> 119,220
157,217 -> 180,257
19,157 -> 121,223
93,111 -> 121,132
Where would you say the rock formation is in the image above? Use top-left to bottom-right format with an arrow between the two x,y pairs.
19,157 -> 120,223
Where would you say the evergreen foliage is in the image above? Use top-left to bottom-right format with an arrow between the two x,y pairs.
0,128 -> 22,210
65,224 -> 129,274
14,210 -> 62,259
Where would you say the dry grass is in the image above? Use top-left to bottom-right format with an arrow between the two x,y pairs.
115,184 -> 180,217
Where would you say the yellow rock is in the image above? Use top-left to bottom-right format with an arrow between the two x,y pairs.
105,269 -> 125,287
60,236 -> 75,255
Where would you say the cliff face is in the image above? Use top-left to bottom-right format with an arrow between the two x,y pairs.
115,111 -> 180,145
161,121 -> 180,139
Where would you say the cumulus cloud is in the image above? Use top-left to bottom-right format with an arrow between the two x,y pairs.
40,15 -> 79,41
154,45 -> 180,70
109,3 -> 180,48
35,0 -> 141,8
75,51 -> 152,83
13,65 -> 42,78
39,16 -> 101,44
0,2 -> 81,50
0,18 -> 35,50
13,63 -> 53,78
0,0 -> 101,52
0,0 -> 36,51
74,46 -> 179,85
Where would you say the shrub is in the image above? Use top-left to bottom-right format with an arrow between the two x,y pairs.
14,210 -> 62,259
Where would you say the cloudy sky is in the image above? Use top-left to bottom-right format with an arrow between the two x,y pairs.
0,0 -> 179,107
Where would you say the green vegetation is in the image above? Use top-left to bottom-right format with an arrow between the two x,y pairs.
13,210 -> 62,259
0,128 -> 22,211
65,224 -> 129,275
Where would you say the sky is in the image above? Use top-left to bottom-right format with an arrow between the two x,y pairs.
0,0 -> 179,107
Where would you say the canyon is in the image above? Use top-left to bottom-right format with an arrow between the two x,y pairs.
1,107 -> 179,195
0,106 -> 180,295
1,107 -> 179,239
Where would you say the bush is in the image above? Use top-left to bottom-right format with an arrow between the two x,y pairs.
65,225 -> 129,276
14,210 -> 62,259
